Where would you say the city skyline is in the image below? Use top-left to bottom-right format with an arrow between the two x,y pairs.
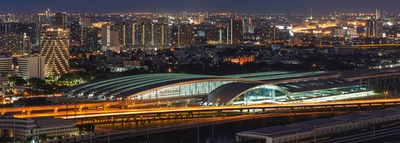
0,0 -> 399,14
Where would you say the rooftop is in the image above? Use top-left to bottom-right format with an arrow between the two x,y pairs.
239,126 -> 311,138
35,117 -> 75,128
290,118 -> 348,128
333,114 -> 375,122
362,110 -> 400,117
63,71 -> 334,99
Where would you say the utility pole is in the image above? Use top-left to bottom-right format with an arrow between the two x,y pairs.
314,125 -> 316,143
211,122 -> 214,141
13,118 -> 15,143
373,122 -> 376,140
197,123 -> 200,143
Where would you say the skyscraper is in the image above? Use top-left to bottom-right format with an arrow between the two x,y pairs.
70,20 -> 82,46
172,24 -> 195,47
117,22 -> 134,51
70,21 -> 82,45
206,26 -> 228,44
246,17 -> 254,33
0,22 -> 39,45
366,20 -> 383,38
45,8 -> 51,24
101,24 -> 120,51
228,19 -> 244,44
82,27 -> 99,52
0,33 -> 31,56
133,22 -> 172,49
80,16 -> 91,28
376,9 -> 382,20
40,27 -> 70,77
153,23 -> 171,48
54,12 -> 67,27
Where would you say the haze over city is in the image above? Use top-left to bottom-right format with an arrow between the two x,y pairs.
0,0 -> 399,13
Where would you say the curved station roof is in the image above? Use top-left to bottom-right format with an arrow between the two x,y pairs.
62,71 -> 365,104
64,73 -> 231,97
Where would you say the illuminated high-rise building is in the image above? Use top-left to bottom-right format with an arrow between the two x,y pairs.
246,17 -> 254,33
206,26 -> 228,44
254,26 -> 277,41
0,22 -> 38,45
45,8 -> 51,24
366,20 -> 383,38
117,22 -> 134,51
198,14 -> 206,24
0,33 -> 31,56
0,55 -> 13,73
54,12 -> 67,27
37,13 -> 49,25
80,16 -> 91,27
133,22 -> 171,49
172,24 -> 195,47
81,27 -> 99,52
70,20 -> 82,46
376,9 -> 382,20
228,19 -> 244,44
17,56 -> 45,80
101,24 -> 120,51
153,23 -> 171,48
40,27 -> 70,77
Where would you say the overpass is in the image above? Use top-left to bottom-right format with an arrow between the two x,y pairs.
60,99 -> 400,120
3,98 -> 400,119
0,101 -> 121,117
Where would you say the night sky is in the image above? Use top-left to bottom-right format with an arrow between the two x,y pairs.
0,0 -> 398,14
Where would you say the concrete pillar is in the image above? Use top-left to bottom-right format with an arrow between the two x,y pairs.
103,104 -> 109,111
54,108 -> 59,114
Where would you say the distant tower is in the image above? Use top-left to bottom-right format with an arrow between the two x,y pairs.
54,12 -> 67,27
247,17 -> 254,33
45,8 -> 51,24
309,8 -> 313,20
228,19 -> 244,44
366,20 -> 383,38
376,9 -> 382,20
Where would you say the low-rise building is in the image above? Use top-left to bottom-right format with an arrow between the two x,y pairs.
0,115 -> 79,142
236,109 -> 400,143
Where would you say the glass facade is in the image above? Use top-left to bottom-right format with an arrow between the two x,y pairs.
230,85 -> 371,105
288,85 -> 368,102
231,85 -> 291,105
128,80 -> 234,101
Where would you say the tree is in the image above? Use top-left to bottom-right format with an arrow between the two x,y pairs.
28,78 -> 46,87
8,76 -> 27,86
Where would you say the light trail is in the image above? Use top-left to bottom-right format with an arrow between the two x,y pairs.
59,98 -> 400,119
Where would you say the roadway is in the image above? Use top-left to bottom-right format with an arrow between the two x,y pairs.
59,98 -> 400,119
3,98 -> 400,119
